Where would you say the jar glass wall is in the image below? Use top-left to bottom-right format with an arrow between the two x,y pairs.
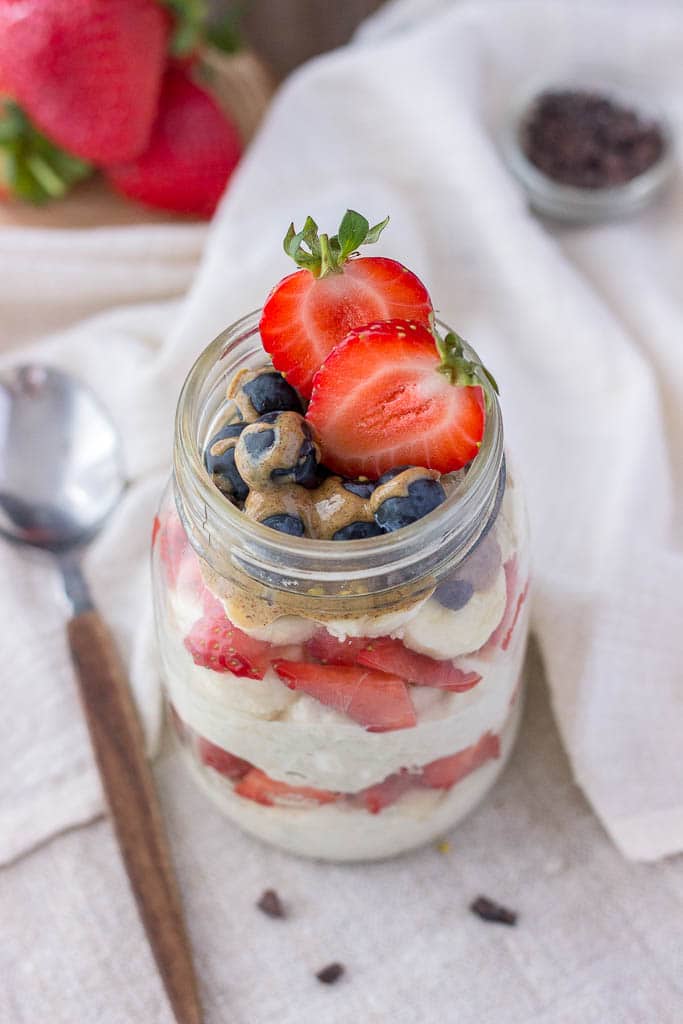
152,313 -> 531,861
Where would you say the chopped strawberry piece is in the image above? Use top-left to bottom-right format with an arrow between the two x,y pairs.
272,660 -> 417,732
235,768 -> 338,807
197,736 -> 251,780
305,630 -> 373,666
502,580 -> 530,651
357,638 -> 481,692
157,512 -> 188,587
306,320 -> 486,478
477,557 -> 527,656
359,773 -> 413,814
184,605 -> 272,678
261,257 -> 432,398
420,732 -> 500,789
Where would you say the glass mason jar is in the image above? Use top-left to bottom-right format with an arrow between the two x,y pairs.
152,311 -> 531,861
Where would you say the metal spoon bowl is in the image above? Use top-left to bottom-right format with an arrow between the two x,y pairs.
0,364 -> 125,552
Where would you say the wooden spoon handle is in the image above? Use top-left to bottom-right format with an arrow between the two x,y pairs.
68,609 -> 202,1024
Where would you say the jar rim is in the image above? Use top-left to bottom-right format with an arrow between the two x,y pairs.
174,310 -> 504,586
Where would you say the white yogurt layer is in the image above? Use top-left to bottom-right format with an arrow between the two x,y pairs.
180,694 -> 522,861
160,604 -> 528,792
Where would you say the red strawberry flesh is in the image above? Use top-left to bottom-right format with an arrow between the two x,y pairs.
235,768 -> 338,807
420,732 -> 500,789
357,638 -> 481,692
305,320 -> 485,478
272,659 -> 417,732
197,736 -> 251,780
260,258 -> 432,398
184,605 -> 272,678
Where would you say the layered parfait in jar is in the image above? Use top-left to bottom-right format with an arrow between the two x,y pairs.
152,211 -> 530,860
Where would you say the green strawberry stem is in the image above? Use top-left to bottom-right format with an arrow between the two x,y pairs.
0,100 -> 92,203
163,0 -> 209,56
435,325 -> 499,406
284,209 -> 390,278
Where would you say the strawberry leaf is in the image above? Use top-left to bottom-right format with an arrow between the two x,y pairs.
436,329 -> 499,407
338,209 -> 370,260
282,209 -> 390,278
164,0 -> 209,56
0,100 -> 92,204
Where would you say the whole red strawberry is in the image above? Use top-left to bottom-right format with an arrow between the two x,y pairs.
0,0 -> 171,164
105,65 -> 242,217
259,211 -> 433,398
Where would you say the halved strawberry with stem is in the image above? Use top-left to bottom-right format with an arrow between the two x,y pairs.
272,660 -> 417,732
357,638 -> 481,692
234,768 -> 338,807
259,210 -> 433,398
419,732 -> 500,789
306,320 -> 494,479
184,604 -> 272,678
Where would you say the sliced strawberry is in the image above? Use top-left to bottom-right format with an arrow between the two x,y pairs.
476,557 -> 528,656
272,660 -> 417,732
184,604 -> 272,678
420,732 -> 500,790
234,768 -> 338,807
197,736 -> 251,780
357,638 -> 481,693
502,580 -> 530,651
305,630 -> 372,666
359,773 -> 413,814
306,321 -> 487,478
259,211 -> 432,398
157,512 -> 188,587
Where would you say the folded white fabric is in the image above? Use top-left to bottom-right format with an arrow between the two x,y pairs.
1,0 -> 681,866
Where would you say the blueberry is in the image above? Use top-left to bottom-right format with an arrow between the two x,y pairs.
242,371 -> 304,416
332,521 -> 385,541
204,423 -> 248,502
434,578 -> 474,611
243,428 -> 276,458
373,477 -> 446,532
262,514 -> 306,536
342,478 -> 375,499
235,411 -> 321,490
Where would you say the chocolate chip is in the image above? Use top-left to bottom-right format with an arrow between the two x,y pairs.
522,89 -> 664,189
470,895 -> 517,925
257,889 -> 285,919
316,962 -> 345,984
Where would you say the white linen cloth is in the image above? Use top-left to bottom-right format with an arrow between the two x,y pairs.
1,0 -> 682,872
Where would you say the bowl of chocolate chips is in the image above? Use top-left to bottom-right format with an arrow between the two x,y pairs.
503,74 -> 674,222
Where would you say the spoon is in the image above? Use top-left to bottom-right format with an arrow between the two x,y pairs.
0,365 -> 201,1024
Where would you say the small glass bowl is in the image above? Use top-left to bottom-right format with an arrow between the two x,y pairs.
502,74 -> 675,224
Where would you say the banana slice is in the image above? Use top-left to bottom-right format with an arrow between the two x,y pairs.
403,566 -> 506,659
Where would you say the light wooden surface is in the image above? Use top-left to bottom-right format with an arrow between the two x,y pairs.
0,49 -> 274,231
